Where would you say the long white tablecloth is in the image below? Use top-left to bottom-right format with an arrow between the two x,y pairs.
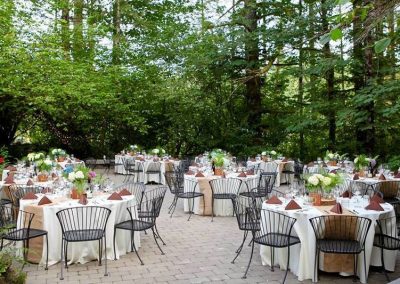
20,194 -> 139,266
247,160 -> 294,187
260,198 -> 396,283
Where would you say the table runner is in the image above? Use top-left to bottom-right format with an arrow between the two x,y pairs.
196,178 -> 213,216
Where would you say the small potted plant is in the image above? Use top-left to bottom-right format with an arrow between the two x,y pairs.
36,159 -> 53,182
51,148 -> 67,162
213,153 -> 225,176
67,165 -> 90,199
324,150 -> 340,166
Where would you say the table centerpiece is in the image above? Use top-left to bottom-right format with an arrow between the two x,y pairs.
67,165 -> 90,199
305,172 -> 343,206
36,158 -> 53,182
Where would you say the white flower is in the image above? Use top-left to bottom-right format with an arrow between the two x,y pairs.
322,177 -> 332,186
328,173 -> 336,177
153,149 -> 159,154
354,157 -> 359,163
161,149 -> 166,154
75,171 -> 84,179
68,172 -> 76,181
365,158 -> 370,162
328,153 -> 334,159
315,174 -> 324,180
261,151 -> 267,156
51,149 -> 57,155
35,154 -> 41,160
44,159 -> 52,166
270,150 -> 277,155
27,153 -> 35,161
308,175 -> 319,186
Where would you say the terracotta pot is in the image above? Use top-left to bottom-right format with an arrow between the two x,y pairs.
309,192 -> 322,206
358,169 -> 366,177
214,168 -> 224,176
327,161 -> 337,166
57,156 -> 65,162
37,174 -> 48,182
71,188 -> 84,199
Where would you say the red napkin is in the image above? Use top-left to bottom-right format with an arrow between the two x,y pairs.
4,173 -> 14,184
246,169 -> 254,175
353,173 -> 359,180
153,158 -> 159,162
238,172 -> 247,178
78,194 -> 88,205
266,195 -> 282,205
51,172 -> 57,179
378,174 -> 386,180
41,187 -> 52,194
365,201 -> 384,211
307,162 -> 314,167
38,196 -> 52,205
5,166 -> 17,171
140,158 -> 145,161
370,194 -> 384,204
341,190 -> 352,198
26,179 -> 34,186
119,188 -> 131,196
330,169 -> 337,174
186,170 -> 194,175
285,200 -> 301,210
67,160 -> 72,163
222,172 -> 226,178
75,158 -> 81,162
330,203 -> 343,214
395,172 -> 400,178
107,192 -> 123,200
195,172 -> 205,177
282,158 -> 288,162
22,192 -> 38,200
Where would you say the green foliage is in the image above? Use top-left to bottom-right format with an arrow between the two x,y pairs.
388,156 -> 400,172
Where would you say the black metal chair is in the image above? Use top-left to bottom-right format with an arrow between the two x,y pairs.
239,172 -> 278,200
113,187 -> 166,264
145,162 -> 162,184
350,181 -> 382,198
246,208 -> 299,282
124,159 -> 144,183
85,157 -> 97,170
209,178 -> 242,222
282,162 -> 295,186
164,172 -> 184,214
0,206 -> 48,270
309,215 -> 372,282
373,216 -> 400,282
170,179 -> 204,221
293,160 -> 304,182
113,182 -> 146,208
56,206 -> 111,280
8,185 -> 41,208
231,195 -> 261,266
375,181 -> 400,205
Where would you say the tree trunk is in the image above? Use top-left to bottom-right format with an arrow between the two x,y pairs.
243,0 -> 262,137
72,0 -> 84,61
298,0 -> 304,160
112,0 -> 122,65
61,0 -> 70,58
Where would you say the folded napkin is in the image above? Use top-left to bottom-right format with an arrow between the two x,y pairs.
5,165 -> 17,171
353,173 -> 359,180
153,158 -> 159,162
307,162 -> 314,167
140,158 -> 145,161
222,172 -> 226,178
330,203 -> 343,214
4,173 -> 14,184
38,196 -> 52,206
119,188 -> 131,196
370,194 -> 384,204
246,169 -> 254,175
395,172 -> 400,178
186,170 -> 195,175
282,158 -> 288,162
378,174 -> 386,180
266,195 -> 282,205
341,190 -> 352,198
330,169 -> 337,174
26,179 -> 34,186
108,192 -> 123,200
51,172 -> 57,179
238,172 -> 247,178
78,194 -> 88,205
23,192 -> 38,200
195,172 -> 205,177
365,200 -> 384,211
75,158 -> 81,162
191,162 -> 198,166
41,187 -> 52,194
67,160 -> 72,163
165,159 -> 170,162
285,200 -> 301,210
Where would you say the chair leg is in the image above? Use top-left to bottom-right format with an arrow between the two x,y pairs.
151,227 -> 165,255
380,247 -> 390,281
170,197 -> 178,218
113,227 -> 117,260
64,241 -> 68,268
353,254 -> 358,282
104,236 -> 108,276
188,198 -> 194,221
98,239 -> 102,266
45,234 -> 49,270
313,248 -> 318,283
283,246 -> 291,284
270,246 -> 274,271
242,232 -> 255,279
60,239 -> 64,280
154,223 -> 166,245
132,231 -> 143,265
232,230 -> 248,263
211,196 -> 214,222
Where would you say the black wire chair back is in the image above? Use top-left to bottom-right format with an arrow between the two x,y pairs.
9,184 -> 41,207
309,215 -> 372,282
146,162 -> 161,173
349,181 -> 382,198
373,216 -> 400,281
140,186 -> 167,218
232,195 -> 260,232
85,157 -> 97,170
294,160 -> 304,179
56,206 -> 111,242
0,205 -> 17,230
209,178 -> 242,221
113,182 -> 146,207
164,172 -> 184,194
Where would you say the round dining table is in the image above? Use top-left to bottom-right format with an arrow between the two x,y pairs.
19,193 -> 139,267
260,197 -> 396,283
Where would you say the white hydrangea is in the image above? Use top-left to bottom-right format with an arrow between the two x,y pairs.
152,149 -> 160,154
68,172 -> 76,181
161,149 -> 166,154
270,150 -> 277,155
34,154 -> 41,160
75,171 -> 84,179
322,177 -> 332,186
328,173 -> 336,177
315,174 -> 324,180
354,157 -> 358,163
44,159 -> 52,166
365,158 -> 370,162
27,153 -> 35,161
328,153 -> 334,159
308,175 -> 319,186
261,151 -> 267,156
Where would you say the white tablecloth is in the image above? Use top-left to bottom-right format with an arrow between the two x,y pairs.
183,174 -> 259,216
19,194 -> 139,266
260,198 -> 396,283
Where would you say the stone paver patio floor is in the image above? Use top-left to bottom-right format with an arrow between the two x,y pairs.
25,172 -> 400,283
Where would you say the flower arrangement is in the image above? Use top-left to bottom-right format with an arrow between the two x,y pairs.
36,159 -> 53,173
305,173 -> 343,193
324,150 -> 340,162
152,147 -> 166,156
50,148 -> 66,158
27,152 -> 45,162
354,154 -> 378,171
261,150 -> 280,160
0,147 -> 8,173
67,165 -> 90,194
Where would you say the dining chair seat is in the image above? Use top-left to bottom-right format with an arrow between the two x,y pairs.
115,220 -> 153,231
63,229 -> 105,242
374,234 -> 400,250
254,233 -> 300,248
317,239 -> 362,254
